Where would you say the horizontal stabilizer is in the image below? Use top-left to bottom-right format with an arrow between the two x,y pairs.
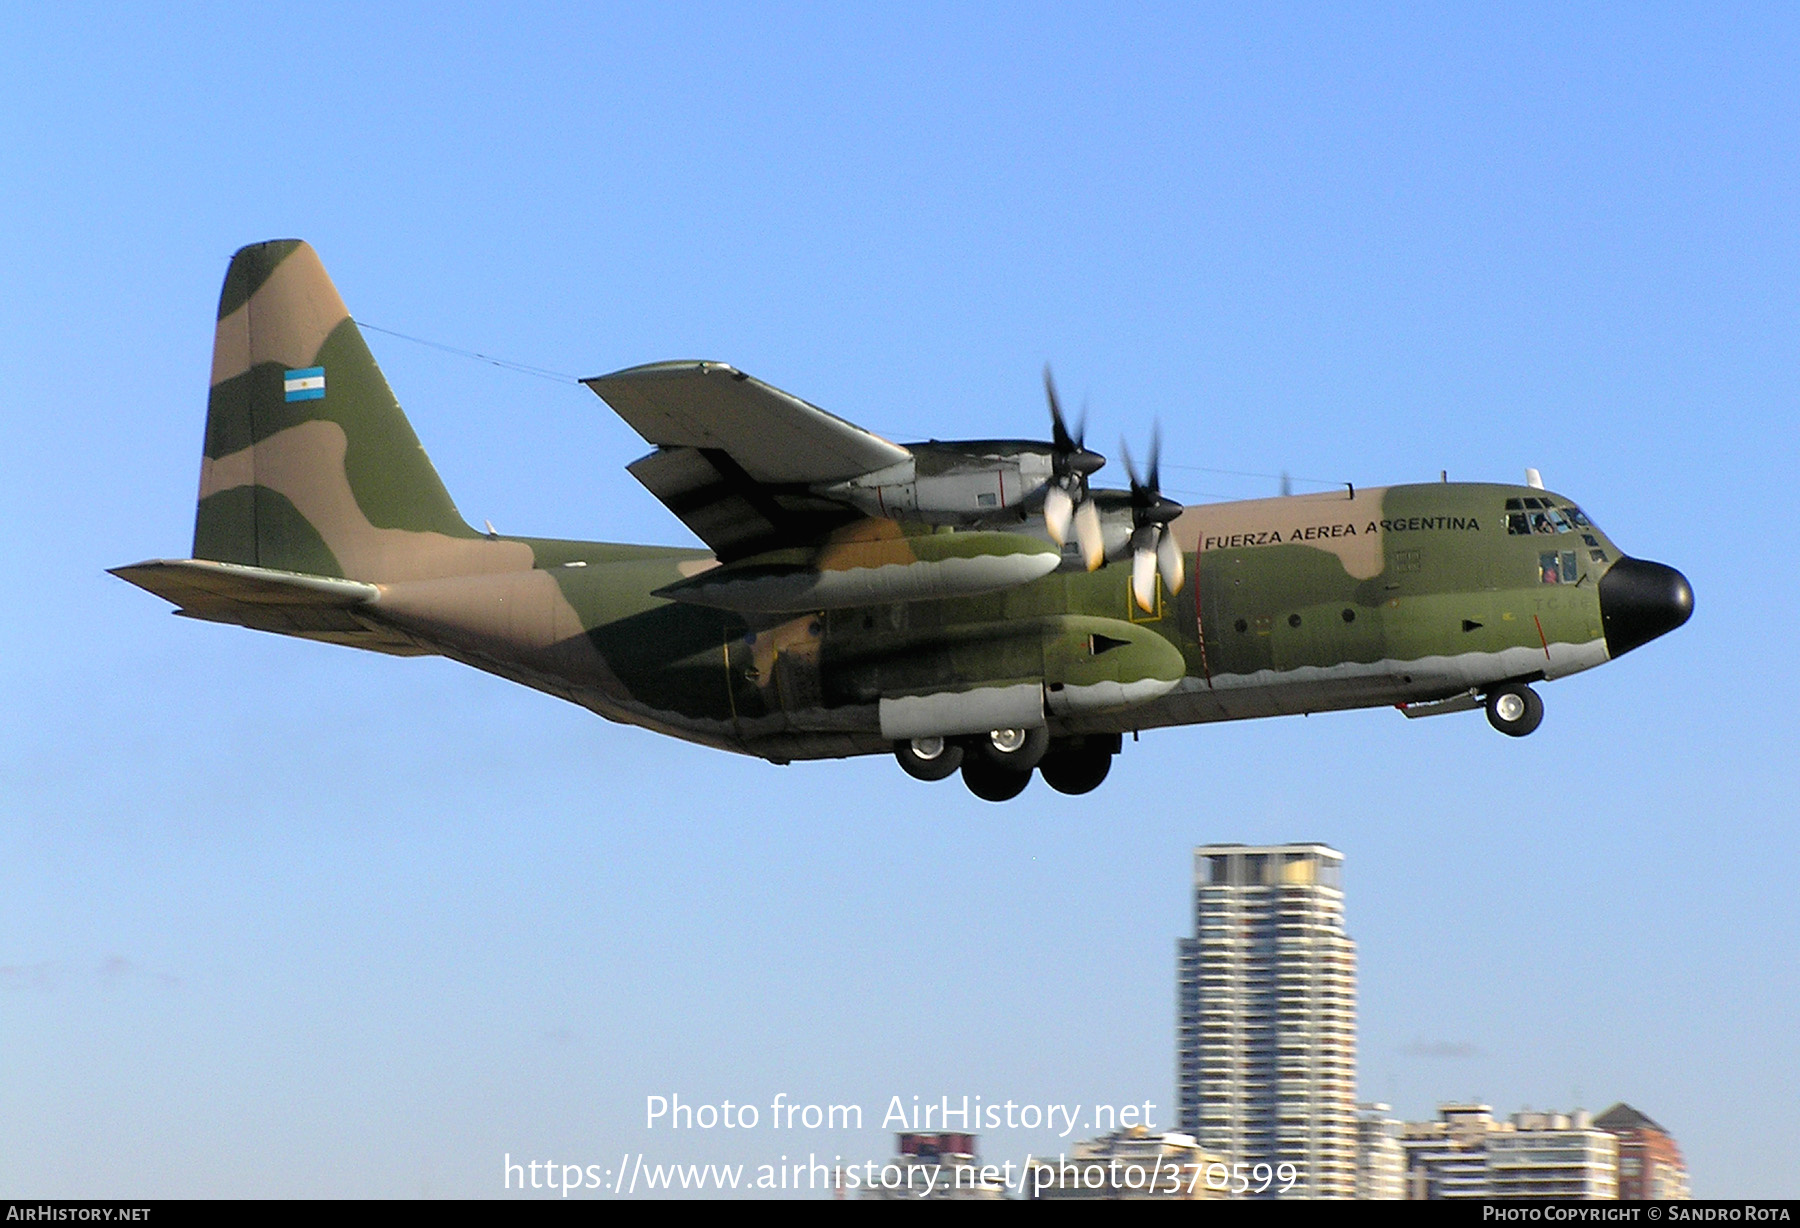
110,559 -> 426,655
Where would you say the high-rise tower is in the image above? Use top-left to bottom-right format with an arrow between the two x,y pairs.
1176,843 -> 1357,1198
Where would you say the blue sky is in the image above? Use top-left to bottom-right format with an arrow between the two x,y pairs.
3,2 -> 1796,1198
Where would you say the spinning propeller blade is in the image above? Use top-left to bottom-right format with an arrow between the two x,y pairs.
1074,497 -> 1106,572
1044,483 -> 1073,545
1042,366 -> 1105,555
1122,425 -> 1186,612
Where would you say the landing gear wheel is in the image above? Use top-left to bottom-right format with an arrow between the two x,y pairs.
962,757 -> 1032,802
976,725 -> 1050,771
1038,747 -> 1114,795
1485,683 -> 1544,737
894,736 -> 964,782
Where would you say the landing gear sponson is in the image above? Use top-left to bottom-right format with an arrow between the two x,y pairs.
915,679 -> 1551,799
895,732 -> 1123,800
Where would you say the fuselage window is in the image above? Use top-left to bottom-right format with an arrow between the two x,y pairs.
1540,550 -> 1578,584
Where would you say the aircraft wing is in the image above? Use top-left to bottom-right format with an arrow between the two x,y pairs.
584,361 -> 912,560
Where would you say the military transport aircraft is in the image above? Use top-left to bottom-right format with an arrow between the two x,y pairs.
114,241 -> 1694,801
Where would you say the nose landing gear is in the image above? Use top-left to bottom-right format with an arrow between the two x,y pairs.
1484,683 -> 1544,737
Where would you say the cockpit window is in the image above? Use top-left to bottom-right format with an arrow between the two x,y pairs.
1507,502 -> 1592,536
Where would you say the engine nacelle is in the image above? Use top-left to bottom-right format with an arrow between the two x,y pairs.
818,446 -> 1057,525
654,526 -> 1062,614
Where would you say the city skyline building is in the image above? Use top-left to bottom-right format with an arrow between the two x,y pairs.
1176,842 -> 1358,1198
1026,1127 -> 1229,1200
1595,1103 -> 1690,1200
1401,1103 -> 1505,1200
1486,1111 -> 1619,1199
855,1133 -> 1008,1200
1399,1105 -> 1652,1200
1355,1102 -> 1406,1200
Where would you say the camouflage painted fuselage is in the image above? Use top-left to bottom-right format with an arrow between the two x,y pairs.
115,241 -> 1688,765
343,481 -> 1617,763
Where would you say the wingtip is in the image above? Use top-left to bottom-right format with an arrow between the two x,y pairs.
584,359 -> 735,386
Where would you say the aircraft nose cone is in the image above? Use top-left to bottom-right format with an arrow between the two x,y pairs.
1599,557 -> 1693,658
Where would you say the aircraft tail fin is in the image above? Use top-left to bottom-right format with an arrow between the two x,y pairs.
193,240 -> 481,581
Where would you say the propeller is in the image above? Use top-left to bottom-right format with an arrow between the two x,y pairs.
1041,367 -> 1107,571
1121,424 -> 1186,613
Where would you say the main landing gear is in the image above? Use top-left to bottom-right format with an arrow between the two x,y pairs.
894,732 -> 1121,801
893,736 -> 964,781
1484,682 -> 1544,737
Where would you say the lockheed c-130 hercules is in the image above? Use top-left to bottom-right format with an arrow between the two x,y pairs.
114,241 -> 1694,801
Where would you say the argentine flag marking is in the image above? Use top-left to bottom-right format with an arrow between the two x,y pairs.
284,367 -> 326,402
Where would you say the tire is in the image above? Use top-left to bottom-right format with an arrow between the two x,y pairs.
975,725 -> 1050,771
1485,683 -> 1544,737
1038,747 -> 1113,795
962,757 -> 1032,802
894,736 -> 964,782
